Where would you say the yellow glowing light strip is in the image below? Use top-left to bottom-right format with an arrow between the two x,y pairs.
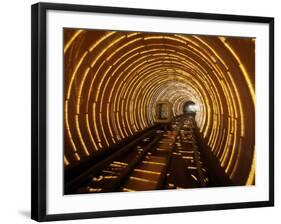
245,148 -> 255,185
86,114 -> 98,151
86,60 -> 106,112
113,79 -> 129,137
90,37 -> 126,68
99,112 -> 110,147
227,71 -> 245,136
64,156 -> 70,166
221,119 -> 233,166
113,46 -> 144,66
192,36 -> 229,70
64,29 -> 84,53
220,38 -> 255,105
211,114 -> 220,149
143,36 -> 163,40
220,132 -> 230,164
134,169 -> 160,175
93,102 -> 102,143
219,118 -> 231,160
230,138 -> 243,179
129,176 -> 157,183
174,34 -> 199,47
142,161 -> 165,166
208,120 -> 217,148
163,36 -> 187,44
96,65 -> 113,146
106,37 -> 142,61
129,79 -> 148,129
120,97 -> 131,136
74,153 -> 80,161
66,51 -> 88,100
127,32 -> 139,38
85,61 -> 106,149
224,75 -> 237,118
89,31 -> 116,52
75,115 -> 90,156
76,67 -> 90,114
220,80 -> 233,118
106,102 -> 116,142
111,76 -> 126,139
212,115 -> 222,154
65,101 -> 79,154
187,44 -> 216,70
225,119 -> 237,172
122,187 -> 135,192
208,125 -> 216,147
215,129 -> 226,157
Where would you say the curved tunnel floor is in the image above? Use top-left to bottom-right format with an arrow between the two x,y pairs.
65,116 -> 232,194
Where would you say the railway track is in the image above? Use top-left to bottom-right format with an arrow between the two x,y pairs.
65,115 -> 209,194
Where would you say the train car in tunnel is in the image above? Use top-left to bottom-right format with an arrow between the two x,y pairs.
155,101 -> 173,123
63,28 -> 255,194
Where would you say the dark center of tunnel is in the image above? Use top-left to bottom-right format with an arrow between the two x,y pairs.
183,101 -> 197,115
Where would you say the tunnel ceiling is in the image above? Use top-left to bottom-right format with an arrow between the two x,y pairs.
63,28 -> 255,185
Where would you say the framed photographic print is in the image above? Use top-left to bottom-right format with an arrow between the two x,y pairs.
31,2 -> 274,222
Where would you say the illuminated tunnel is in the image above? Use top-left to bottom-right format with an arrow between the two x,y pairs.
63,28 -> 255,189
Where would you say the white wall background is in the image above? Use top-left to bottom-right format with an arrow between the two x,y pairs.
0,0 -> 279,223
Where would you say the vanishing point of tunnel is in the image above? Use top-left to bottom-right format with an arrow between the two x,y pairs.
63,28 -> 255,194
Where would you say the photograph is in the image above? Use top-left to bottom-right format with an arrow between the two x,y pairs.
63,29 -> 256,195
30,2 -> 274,221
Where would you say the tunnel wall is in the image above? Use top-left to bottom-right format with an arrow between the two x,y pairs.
63,29 -> 255,185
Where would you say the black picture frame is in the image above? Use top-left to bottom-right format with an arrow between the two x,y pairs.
31,2 -> 274,222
